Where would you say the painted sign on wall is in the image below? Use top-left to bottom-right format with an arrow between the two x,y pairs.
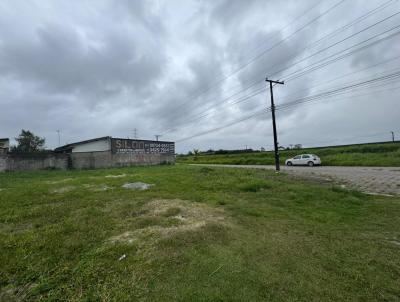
111,138 -> 175,154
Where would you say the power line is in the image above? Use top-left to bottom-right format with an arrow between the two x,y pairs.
165,44 -> 400,136
281,25 -> 400,82
268,10 -> 400,80
275,71 -> 400,111
276,83 -> 400,113
242,0 -> 325,58
163,0 -> 347,122
175,110 -> 266,143
174,72 -> 400,142
161,6 -> 400,133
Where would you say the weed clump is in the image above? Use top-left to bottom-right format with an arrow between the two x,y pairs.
238,180 -> 272,192
199,167 -> 214,174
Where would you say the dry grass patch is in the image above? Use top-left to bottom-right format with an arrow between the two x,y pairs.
105,174 -> 127,178
108,199 -> 230,247
82,184 -> 111,192
50,185 -> 76,193
44,178 -> 73,184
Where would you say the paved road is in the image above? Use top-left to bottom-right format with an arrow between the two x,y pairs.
191,164 -> 400,196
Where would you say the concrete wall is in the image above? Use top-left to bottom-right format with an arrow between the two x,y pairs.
71,151 -> 174,169
0,155 -> 6,172
71,151 -> 112,169
2,153 -> 68,172
0,150 -> 174,172
112,152 -> 175,167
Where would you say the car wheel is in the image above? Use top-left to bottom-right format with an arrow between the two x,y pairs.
287,161 -> 292,166
308,161 -> 314,167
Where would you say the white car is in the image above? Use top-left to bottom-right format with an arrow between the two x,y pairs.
285,154 -> 321,166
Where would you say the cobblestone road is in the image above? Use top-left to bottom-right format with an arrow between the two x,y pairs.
193,164 -> 400,196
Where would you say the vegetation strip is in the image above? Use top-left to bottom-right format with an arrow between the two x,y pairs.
1,165 -> 399,301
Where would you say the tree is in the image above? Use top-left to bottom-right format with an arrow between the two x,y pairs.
12,129 -> 45,152
193,149 -> 200,161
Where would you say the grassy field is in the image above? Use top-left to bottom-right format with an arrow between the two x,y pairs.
177,141 -> 400,166
1,165 -> 400,301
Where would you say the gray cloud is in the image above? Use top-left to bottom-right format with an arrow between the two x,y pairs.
0,0 -> 399,152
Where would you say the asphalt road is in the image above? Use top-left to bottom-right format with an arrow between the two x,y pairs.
191,164 -> 400,196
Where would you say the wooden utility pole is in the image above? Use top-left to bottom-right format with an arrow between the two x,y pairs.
391,131 -> 395,142
266,78 -> 284,171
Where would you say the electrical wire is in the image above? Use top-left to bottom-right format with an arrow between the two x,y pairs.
163,0 -> 348,121
175,71 -> 400,142
161,6 -> 400,133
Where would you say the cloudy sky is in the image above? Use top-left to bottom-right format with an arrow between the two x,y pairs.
0,0 -> 399,153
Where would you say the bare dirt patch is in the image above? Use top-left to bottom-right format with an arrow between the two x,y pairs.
51,186 -> 76,193
122,182 -> 154,190
83,184 -> 111,192
108,199 -> 230,246
105,174 -> 127,178
0,283 -> 36,301
45,178 -> 73,185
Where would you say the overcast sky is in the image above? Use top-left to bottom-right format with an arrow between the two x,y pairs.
0,0 -> 399,153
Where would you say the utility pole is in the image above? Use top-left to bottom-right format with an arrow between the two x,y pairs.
133,128 -> 138,139
391,131 -> 395,142
155,135 -> 162,141
56,130 -> 61,147
266,78 -> 284,171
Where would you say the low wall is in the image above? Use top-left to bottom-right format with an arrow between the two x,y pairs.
71,151 -> 175,169
70,151 -> 112,169
2,153 -> 68,172
0,155 -> 7,172
112,152 -> 175,167
0,151 -> 175,172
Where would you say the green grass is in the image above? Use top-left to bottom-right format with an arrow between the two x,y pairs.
1,165 -> 400,301
177,141 -> 400,166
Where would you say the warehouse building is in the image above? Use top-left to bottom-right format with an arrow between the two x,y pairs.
55,136 -> 175,169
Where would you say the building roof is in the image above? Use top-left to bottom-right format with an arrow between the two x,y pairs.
112,137 -> 174,144
54,136 -> 175,152
54,136 -> 110,152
